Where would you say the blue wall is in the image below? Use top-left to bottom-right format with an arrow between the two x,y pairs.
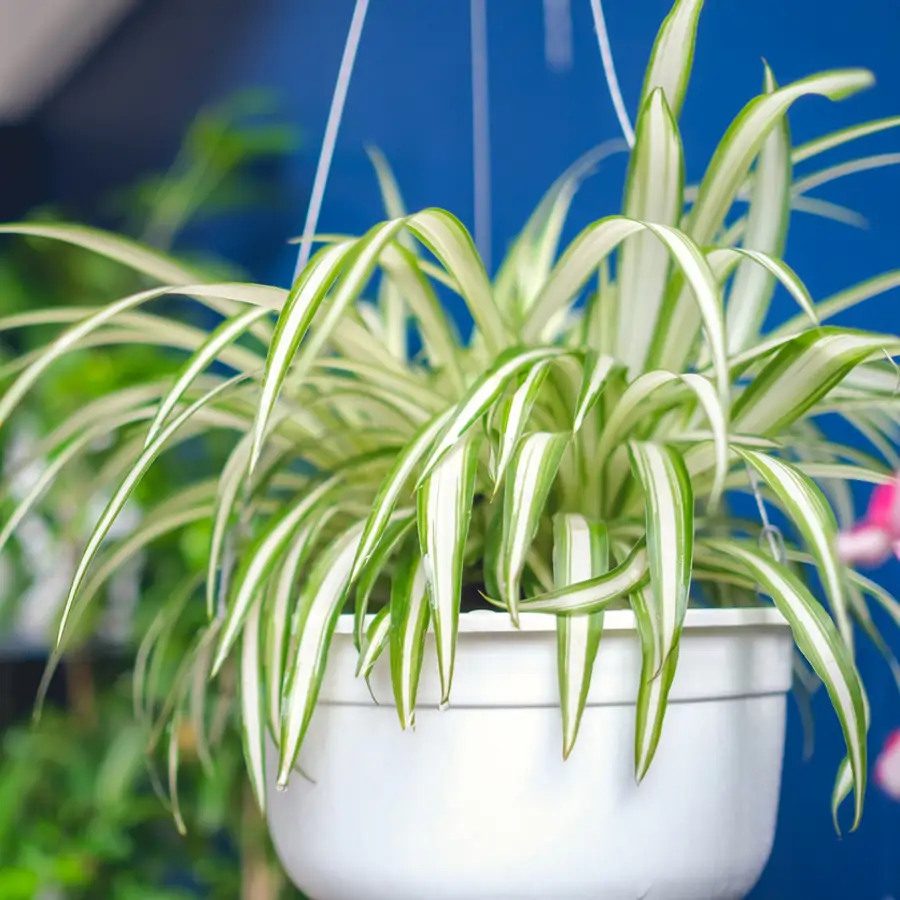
36,0 -> 900,896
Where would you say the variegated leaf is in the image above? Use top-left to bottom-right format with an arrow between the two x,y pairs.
687,69 -> 873,245
632,586 -> 680,781
737,448 -> 851,650
572,352 -> 616,433
55,374 -> 246,648
553,514 -> 608,758
350,410 -> 452,584
241,593 -> 267,815
418,346 -> 567,482
501,432 -> 569,624
710,540 -> 867,830
417,433 -> 481,703
638,0 -> 703,119
517,541 -> 648,614
212,476 -> 341,675
628,441 -> 694,666
353,511 -> 416,650
278,521 -> 365,786
726,65 -> 792,354
491,360 -> 551,495
390,545 -> 431,728
616,88 -> 684,374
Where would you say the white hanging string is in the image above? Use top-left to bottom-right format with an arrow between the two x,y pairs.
588,0 -> 634,148
470,0 -> 492,271
543,0 -> 573,71
293,0 -> 370,283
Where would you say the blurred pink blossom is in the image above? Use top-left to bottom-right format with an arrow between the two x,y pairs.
875,730 -> 900,801
836,477 -> 900,568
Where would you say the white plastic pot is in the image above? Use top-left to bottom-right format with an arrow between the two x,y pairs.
267,607 -> 793,900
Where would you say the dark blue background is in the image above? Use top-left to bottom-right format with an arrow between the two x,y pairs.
12,0 -> 900,895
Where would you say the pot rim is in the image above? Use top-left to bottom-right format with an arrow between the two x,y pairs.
335,605 -> 788,636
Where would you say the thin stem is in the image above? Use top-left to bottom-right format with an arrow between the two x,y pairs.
470,0 -> 492,271
293,0 -> 370,283
588,0 -> 635,148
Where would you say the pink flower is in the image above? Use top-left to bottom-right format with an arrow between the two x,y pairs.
875,729 -> 900,801
836,476 -> 900,568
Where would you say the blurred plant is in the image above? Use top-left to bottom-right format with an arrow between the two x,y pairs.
0,89 -> 301,899
0,88 -> 297,646
0,661 -> 297,900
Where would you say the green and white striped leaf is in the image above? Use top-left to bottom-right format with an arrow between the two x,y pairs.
792,115 -> 900,164
350,410 -> 452,584
553,514 -> 608,758
54,374 -> 246,647
616,88 -> 684,374
379,243 -> 465,393
678,373 -> 729,511
206,431 -> 253,617
733,327 -> 899,436
241,594 -> 267,815
212,475 -> 341,675
501,432 -> 569,624
632,587 -> 680,781
278,521 -> 365,786
0,222 -> 202,284
418,347 -> 566,482
146,306 -> 269,446
723,248 -> 817,337
405,208 -> 507,355
390,545 -> 431,729
353,511 -> 416,650
250,240 -> 356,470
596,371 -> 727,509
286,220 -> 412,397
491,360 -> 551,494
77,501 -> 215,611
773,270 -> 900,339
726,65 -> 792,354
417,433 -> 481,703
517,541 -> 649,614
829,654 -> 871,833
367,145 -> 412,359
737,448 -> 851,649
572,353 -> 616,433
0,283 -> 267,433
687,68 -> 873,245
628,441 -> 694,666
638,0 -> 703,120
524,218 -> 729,414
710,540 -> 867,830
497,142 -> 627,316
266,511 -> 336,738
356,605 -> 392,681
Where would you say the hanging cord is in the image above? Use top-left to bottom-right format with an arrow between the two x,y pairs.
470,0 -> 492,271
747,465 -> 787,565
293,0 -> 371,282
588,0 -> 635,148
543,0 -> 573,71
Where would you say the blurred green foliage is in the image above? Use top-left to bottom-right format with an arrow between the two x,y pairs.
0,90 -> 304,899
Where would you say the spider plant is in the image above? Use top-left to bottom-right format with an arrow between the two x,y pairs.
2,0 -> 900,839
